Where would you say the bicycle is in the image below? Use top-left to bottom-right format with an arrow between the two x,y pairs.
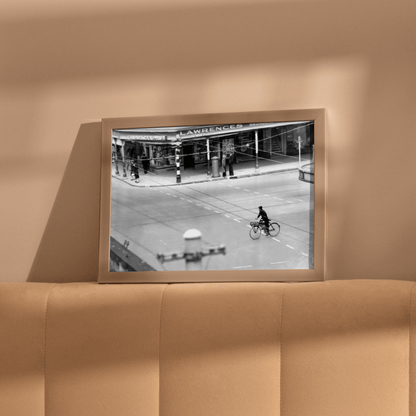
249,219 -> 280,240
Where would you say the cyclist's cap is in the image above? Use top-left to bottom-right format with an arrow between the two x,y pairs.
258,206 -> 262,209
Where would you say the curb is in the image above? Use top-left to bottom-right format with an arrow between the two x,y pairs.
112,167 -> 299,188
110,237 -> 155,272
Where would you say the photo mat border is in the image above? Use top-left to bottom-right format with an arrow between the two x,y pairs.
98,109 -> 326,283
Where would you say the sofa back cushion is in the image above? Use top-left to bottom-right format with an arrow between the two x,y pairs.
1,280 -> 416,416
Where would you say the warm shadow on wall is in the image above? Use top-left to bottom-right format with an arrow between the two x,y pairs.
27,123 -> 101,282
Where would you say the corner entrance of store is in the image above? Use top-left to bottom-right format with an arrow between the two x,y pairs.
183,144 -> 195,170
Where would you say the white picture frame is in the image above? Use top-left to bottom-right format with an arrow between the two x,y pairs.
98,109 -> 326,283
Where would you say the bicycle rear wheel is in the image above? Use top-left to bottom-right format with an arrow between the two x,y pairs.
249,226 -> 261,240
268,222 -> 280,237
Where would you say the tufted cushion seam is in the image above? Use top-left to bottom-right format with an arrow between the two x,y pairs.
409,282 -> 416,416
43,284 -> 55,416
159,284 -> 170,416
279,284 -> 286,416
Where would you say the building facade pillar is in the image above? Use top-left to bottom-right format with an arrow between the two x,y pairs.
206,138 -> 211,176
255,130 -> 259,172
120,141 -> 127,178
113,142 -> 120,175
282,127 -> 287,155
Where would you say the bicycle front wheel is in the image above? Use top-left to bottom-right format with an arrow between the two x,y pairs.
249,226 -> 261,240
268,222 -> 280,237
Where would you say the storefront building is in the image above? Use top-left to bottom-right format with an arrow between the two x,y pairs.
112,121 -> 313,182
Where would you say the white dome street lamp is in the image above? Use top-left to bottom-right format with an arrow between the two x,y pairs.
157,229 -> 226,271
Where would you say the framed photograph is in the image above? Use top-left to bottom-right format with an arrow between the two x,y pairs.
98,109 -> 326,283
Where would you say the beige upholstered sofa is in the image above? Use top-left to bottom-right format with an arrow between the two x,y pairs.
1,279 -> 415,415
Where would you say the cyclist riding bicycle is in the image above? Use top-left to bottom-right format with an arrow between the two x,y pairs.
257,206 -> 270,235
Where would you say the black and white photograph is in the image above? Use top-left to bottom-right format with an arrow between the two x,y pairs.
107,119 -> 315,275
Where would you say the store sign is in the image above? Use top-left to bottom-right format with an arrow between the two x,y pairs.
249,123 -> 273,127
113,133 -> 168,141
127,135 -> 168,141
178,124 -> 244,137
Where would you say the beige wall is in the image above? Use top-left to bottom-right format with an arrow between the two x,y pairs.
1,0 -> 415,283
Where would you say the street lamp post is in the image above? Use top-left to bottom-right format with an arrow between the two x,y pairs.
296,135 -> 302,167
183,229 -> 203,271
206,138 -> 211,177
157,229 -> 226,271
175,142 -> 181,184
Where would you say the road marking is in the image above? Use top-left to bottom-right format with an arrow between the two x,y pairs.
180,197 -> 185,200
227,185 -> 232,187
233,218 -> 241,223
235,187 -> 240,189
233,265 -> 252,269
302,253 -> 309,257
187,199 -> 192,203
264,194 -> 269,197
204,207 -> 211,210
225,214 -> 230,218
172,195 -> 177,198
297,199 -> 303,202
166,192 -> 171,196
215,211 -> 220,214
244,189 -> 250,192
196,204 -> 202,206
274,197 -> 283,200
247,224 -> 252,228
270,261 -> 288,264
272,238 -> 280,242
286,245 -> 294,249
160,240 -> 167,246
254,192 -> 260,194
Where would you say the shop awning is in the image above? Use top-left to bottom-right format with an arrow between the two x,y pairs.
113,121 -> 311,143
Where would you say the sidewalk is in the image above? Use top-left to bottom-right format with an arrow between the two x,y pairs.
112,153 -> 313,187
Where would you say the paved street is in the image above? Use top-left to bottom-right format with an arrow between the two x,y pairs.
111,171 -> 313,271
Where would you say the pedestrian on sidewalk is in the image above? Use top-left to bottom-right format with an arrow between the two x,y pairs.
226,152 -> 234,176
127,146 -> 140,183
142,154 -> 150,174
131,159 -> 140,183
222,153 -> 227,177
